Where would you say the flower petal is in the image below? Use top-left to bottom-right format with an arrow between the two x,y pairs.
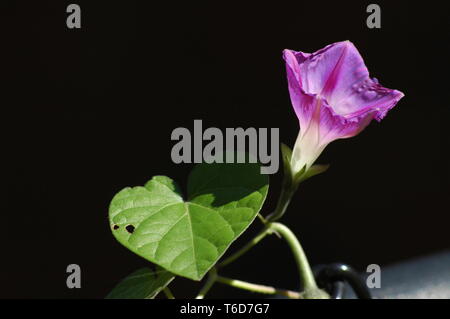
284,47 -> 376,144
290,98 -> 374,173
288,41 -> 368,100
284,49 -> 317,131
285,41 -> 404,118
284,41 -> 405,174
336,80 -> 404,121
317,100 -> 374,144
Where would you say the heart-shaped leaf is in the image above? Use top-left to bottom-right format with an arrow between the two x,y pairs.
106,267 -> 174,299
109,161 -> 268,281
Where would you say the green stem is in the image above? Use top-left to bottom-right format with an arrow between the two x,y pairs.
216,275 -> 302,299
266,183 -> 296,222
219,227 -> 273,268
256,213 -> 268,224
195,268 -> 218,299
163,287 -> 175,299
269,222 -> 317,291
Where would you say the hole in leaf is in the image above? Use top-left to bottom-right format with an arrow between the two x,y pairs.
126,225 -> 135,234
113,225 -> 119,230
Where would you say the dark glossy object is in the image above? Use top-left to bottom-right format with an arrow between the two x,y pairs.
315,263 -> 371,299
314,251 -> 450,299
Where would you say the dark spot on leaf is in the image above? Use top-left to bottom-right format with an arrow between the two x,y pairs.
113,225 -> 119,230
126,225 -> 135,234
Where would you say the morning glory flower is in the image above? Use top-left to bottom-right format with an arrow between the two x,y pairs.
283,41 -> 404,175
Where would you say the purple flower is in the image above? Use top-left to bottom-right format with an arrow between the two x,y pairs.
284,41 -> 404,174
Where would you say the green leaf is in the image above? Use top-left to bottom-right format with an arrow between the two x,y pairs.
106,267 -> 174,299
109,161 -> 269,281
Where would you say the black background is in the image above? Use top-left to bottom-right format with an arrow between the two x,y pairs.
1,1 -> 449,298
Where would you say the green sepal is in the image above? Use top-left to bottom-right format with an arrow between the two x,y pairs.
281,143 -> 329,188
